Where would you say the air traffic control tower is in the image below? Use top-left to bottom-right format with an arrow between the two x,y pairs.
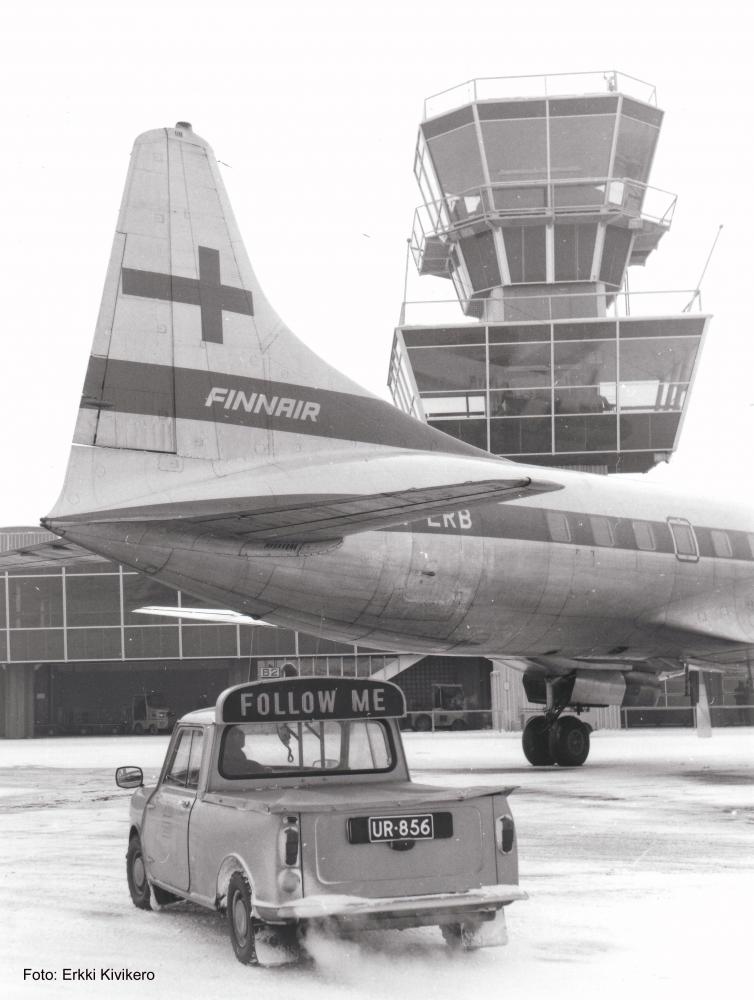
389,72 -> 708,473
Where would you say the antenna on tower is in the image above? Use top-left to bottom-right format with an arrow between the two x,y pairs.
683,224 -> 723,312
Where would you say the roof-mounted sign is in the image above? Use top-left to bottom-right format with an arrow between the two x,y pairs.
217,677 -> 406,724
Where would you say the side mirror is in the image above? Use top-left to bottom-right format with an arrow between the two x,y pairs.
115,765 -> 144,789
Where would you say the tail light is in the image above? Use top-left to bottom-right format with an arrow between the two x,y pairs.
279,815 -> 300,867
497,815 -> 515,854
277,815 -> 302,896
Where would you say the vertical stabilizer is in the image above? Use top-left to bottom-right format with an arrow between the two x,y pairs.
49,124 -> 481,521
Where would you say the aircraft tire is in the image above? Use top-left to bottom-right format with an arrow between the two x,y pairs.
549,716 -> 590,766
522,716 -> 555,766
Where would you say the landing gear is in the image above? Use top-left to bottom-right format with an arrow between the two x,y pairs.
522,714 -> 591,767
549,715 -> 590,766
522,717 -> 554,765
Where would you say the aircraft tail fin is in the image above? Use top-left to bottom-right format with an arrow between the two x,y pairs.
48,123 -> 501,523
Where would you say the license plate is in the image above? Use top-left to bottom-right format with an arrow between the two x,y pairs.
367,814 -> 434,842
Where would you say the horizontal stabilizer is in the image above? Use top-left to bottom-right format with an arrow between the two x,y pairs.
50,475 -> 561,544
191,476 -> 559,541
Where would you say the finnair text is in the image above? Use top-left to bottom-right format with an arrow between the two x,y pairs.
206,387 -> 320,422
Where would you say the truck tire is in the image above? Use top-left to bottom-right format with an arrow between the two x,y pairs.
413,714 -> 432,732
227,872 -> 257,964
133,722 -> 144,735
126,835 -> 151,910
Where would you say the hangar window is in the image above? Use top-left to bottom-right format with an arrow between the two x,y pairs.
667,517 -> 699,562
632,521 -> 656,551
546,511 -> 571,543
710,530 -> 733,559
590,515 -> 615,547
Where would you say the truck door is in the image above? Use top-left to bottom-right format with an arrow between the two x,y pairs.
142,727 -> 204,892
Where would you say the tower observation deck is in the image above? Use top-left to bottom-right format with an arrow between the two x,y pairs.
389,72 -> 709,473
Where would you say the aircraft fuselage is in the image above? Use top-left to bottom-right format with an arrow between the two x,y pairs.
49,464 -> 754,663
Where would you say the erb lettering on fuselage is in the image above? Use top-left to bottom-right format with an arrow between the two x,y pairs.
218,677 -> 406,723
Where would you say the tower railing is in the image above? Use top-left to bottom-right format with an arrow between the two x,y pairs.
411,176 -> 677,273
398,288 -> 705,327
424,71 -> 658,119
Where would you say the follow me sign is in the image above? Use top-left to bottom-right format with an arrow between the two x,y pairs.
219,678 -> 406,723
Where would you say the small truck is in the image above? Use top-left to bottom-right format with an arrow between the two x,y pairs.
115,677 -> 525,965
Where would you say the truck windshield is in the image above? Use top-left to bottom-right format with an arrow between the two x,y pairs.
219,720 -> 394,779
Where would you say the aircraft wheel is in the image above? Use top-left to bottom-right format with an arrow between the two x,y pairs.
549,716 -> 590,767
522,716 -> 555,766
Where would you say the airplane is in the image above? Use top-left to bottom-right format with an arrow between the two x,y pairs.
14,122 -> 754,767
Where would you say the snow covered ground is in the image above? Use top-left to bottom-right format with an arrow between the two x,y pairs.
1,727 -> 752,1000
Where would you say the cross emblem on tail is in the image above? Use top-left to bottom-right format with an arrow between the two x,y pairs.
121,246 -> 253,344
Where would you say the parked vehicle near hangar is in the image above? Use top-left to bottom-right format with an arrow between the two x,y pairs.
40,692 -> 174,737
115,677 -> 524,965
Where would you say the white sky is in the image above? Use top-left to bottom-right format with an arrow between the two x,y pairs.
0,0 -> 752,527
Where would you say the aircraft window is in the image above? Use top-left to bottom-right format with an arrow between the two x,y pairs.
590,515 -> 615,547
546,511 -> 571,543
632,521 -> 656,551
710,530 -> 733,559
667,518 -> 699,561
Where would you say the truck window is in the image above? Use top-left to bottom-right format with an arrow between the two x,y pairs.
186,730 -> 205,789
164,729 -> 193,787
219,720 -> 394,779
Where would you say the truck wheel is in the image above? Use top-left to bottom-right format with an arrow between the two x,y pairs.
133,722 -> 144,735
450,719 -> 467,731
126,835 -> 151,910
227,872 -> 257,964
413,714 -> 432,732
148,724 -> 158,735
522,716 -> 555,766
549,716 -> 590,767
